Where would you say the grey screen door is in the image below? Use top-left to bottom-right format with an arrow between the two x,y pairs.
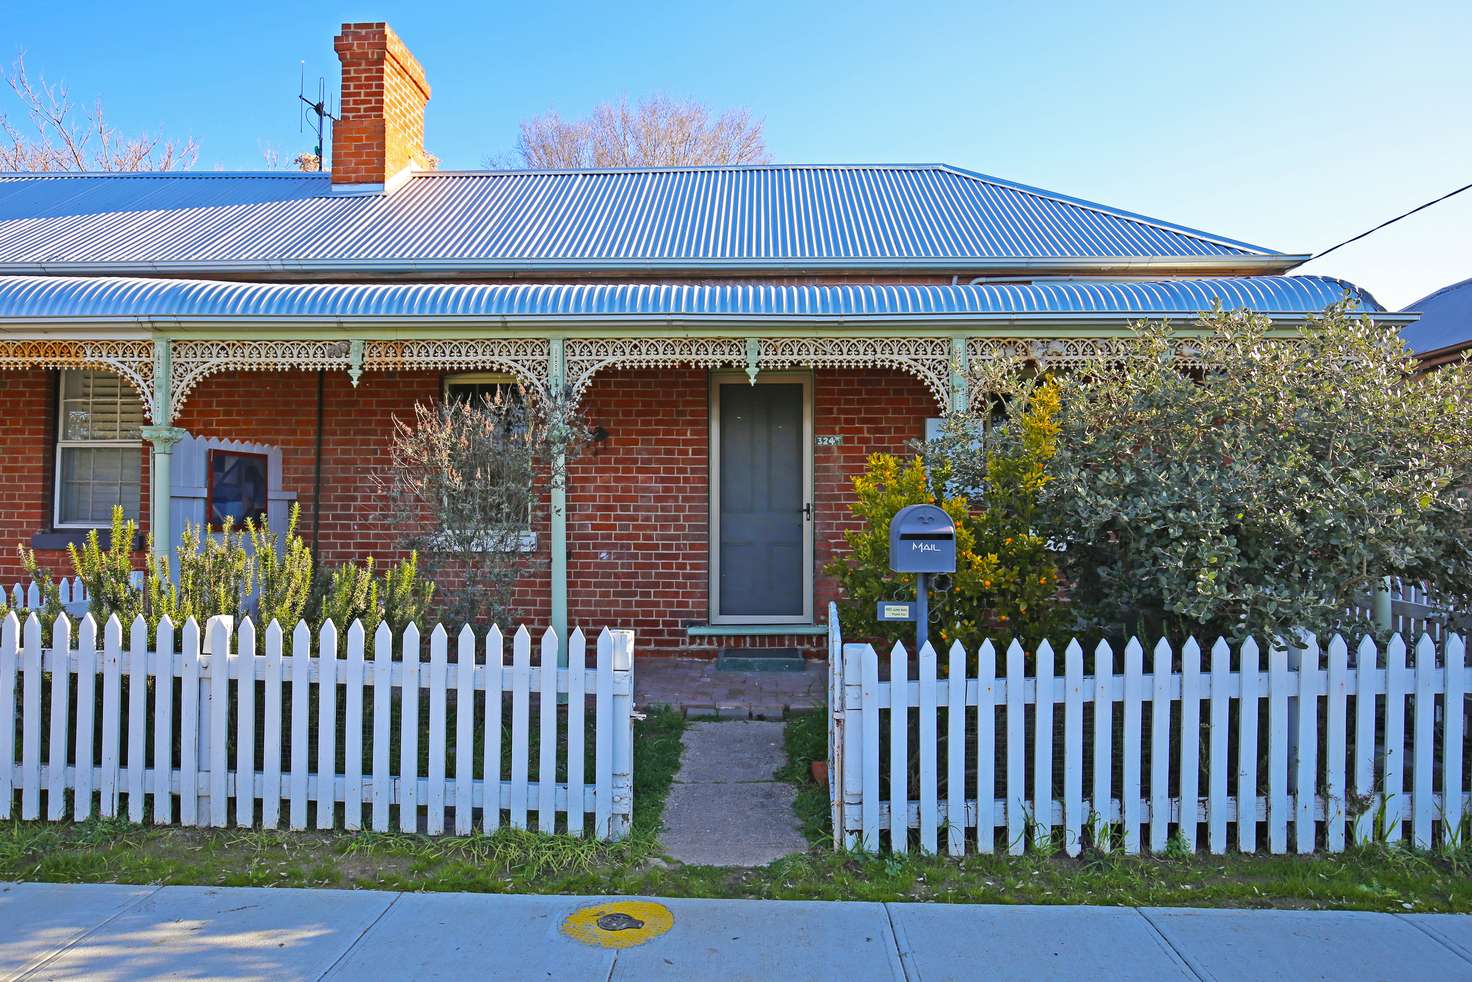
712,377 -> 812,623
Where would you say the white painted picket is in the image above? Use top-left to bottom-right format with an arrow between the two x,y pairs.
829,607 -> 1471,856
0,612 -> 635,841
7,576 -> 88,613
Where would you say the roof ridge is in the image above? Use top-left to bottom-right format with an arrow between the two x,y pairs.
417,162 -> 946,177
0,171 -> 325,179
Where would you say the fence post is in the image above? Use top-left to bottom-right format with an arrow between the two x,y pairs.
827,604 -> 844,850
841,642 -> 864,850
201,616 -> 233,825
1282,634 -> 1302,816
610,629 -> 635,841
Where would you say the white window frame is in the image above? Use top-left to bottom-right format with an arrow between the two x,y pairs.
441,372 -> 523,403
53,369 -> 144,530
442,373 -> 537,552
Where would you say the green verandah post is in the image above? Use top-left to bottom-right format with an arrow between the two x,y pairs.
139,337 -> 185,566
949,335 -> 968,416
549,338 -> 569,663
1373,577 -> 1393,633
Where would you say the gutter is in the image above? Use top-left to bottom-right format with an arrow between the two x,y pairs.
0,255 -> 1312,280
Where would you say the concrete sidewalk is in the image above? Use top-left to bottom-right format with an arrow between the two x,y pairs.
3,881 -> 1471,981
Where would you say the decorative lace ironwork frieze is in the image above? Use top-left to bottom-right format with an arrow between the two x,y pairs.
0,339 -> 156,418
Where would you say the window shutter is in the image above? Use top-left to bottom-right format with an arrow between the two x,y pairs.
168,435 -> 296,565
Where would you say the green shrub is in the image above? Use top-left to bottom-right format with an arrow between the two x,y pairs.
160,518 -> 252,626
0,544 -> 65,639
378,551 -> 435,636
826,380 -> 1065,651
20,505 -> 436,648
315,552 -> 434,643
1040,302 -> 1472,643
69,508 -> 145,630
249,503 -> 314,629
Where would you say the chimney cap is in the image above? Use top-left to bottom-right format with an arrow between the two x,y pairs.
333,21 -> 431,101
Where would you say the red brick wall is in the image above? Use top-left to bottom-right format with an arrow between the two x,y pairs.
0,370 -> 55,569
565,369 -> 708,650
0,366 -> 938,654
813,369 -> 940,613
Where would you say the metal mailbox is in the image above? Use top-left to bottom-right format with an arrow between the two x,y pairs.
888,504 -> 957,574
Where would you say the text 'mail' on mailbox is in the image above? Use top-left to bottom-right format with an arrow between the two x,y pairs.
888,504 -> 957,574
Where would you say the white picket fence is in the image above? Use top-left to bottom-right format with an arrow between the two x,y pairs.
0,612 -> 635,840
827,610 -> 1470,856
7,577 -> 89,613
1349,577 -> 1463,645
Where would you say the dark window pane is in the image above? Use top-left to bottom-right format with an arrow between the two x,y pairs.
207,450 -> 269,529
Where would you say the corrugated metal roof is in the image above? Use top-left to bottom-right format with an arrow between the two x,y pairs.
0,274 -> 1379,323
0,165 -> 1285,273
1402,277 -> 1472,354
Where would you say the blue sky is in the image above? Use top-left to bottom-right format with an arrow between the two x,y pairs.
6,1 -> 1469,307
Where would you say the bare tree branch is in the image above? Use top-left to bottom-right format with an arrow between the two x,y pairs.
502,95 -> 770,169
0,52 -> 198,172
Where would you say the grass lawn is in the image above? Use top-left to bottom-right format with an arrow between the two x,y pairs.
2,706 -> 1471,912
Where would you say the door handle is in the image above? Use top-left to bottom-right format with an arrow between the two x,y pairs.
802,502 -> 813,522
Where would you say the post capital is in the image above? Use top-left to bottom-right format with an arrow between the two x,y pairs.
140,424 -> 188,451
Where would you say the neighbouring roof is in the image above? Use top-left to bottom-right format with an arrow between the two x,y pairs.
1401,278 -> 1472,355
0,275 -> 1383,324
0,165 -> 1294,276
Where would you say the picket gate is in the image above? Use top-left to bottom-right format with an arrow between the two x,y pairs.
0,612 -> 635,840
827,604 -> 1471,856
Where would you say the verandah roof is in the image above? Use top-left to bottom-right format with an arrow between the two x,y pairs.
0,274 -> 1386,326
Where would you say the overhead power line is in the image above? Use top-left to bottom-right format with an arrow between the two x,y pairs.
1301,179 -> 1472,265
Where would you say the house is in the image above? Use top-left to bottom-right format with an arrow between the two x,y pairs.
1402,278 -> 1472,370
0,22 -> 1403,657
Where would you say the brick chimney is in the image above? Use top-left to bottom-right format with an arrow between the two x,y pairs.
331,22 -> 433,187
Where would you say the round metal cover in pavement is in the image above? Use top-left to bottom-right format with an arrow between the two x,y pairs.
561,900 -> 674,949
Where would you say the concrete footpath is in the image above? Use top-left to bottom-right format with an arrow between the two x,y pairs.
661,720 -> 810,866
3,882 -> 1472,981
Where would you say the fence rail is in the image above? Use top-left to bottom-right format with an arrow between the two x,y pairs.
0,612 -> 635,840
828,609 -> 1470,857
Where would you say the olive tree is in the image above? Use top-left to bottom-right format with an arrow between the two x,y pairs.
1038,302 -> 1472,643
383,388 -> 587,628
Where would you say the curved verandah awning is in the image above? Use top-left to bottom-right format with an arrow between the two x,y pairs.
0,272 -> 1408,425
0,274 -> 1383,324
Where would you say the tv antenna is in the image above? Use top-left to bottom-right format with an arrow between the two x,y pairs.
298,62 -> 337,170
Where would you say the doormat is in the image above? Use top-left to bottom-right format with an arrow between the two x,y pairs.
716,647 -> 807,673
